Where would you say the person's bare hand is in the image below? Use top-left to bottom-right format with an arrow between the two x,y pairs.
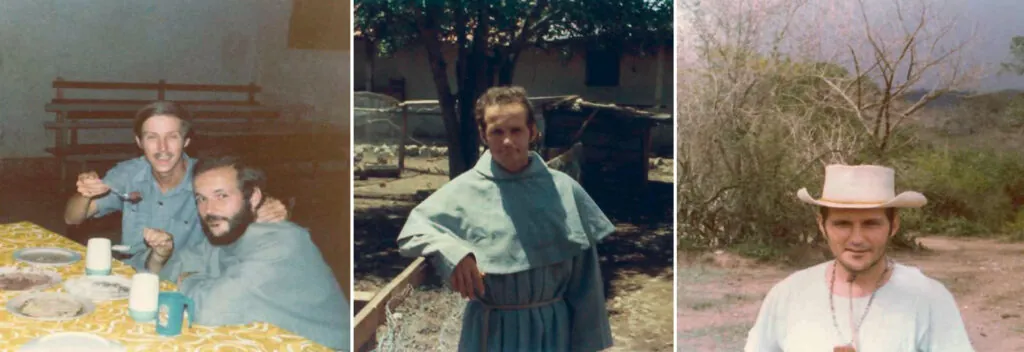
451,255 -> 485,300
143,228 -> 174,258
255,196 -> 289,223
76,171 -> 110,199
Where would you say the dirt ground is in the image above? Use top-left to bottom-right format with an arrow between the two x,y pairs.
354,153 -> 675,352
677,236 -> 1024,352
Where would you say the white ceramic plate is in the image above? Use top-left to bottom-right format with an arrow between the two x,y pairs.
18,332 -> 126,352
0,266 -> 62,291
6,292 -> 95,321
63,275 -> 132,302
13,247 -> 81,267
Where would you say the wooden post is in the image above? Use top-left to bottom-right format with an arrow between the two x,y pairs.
54,77 -> 68,193
247,82 -> 258,103
353,257 -> 430,352
247,83 -> 258,124
654,47 -> 665,109
398,105 -> 407,173
641,121 -> 654,192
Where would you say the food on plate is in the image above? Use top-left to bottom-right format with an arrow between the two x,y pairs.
19,296 -> 84,318
93,281 -> 131,296
0,272 -> 53,290
22,252 -> 71,263
65,276 -> 131,301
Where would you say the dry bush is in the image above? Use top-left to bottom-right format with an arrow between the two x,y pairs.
678,0 -> 870,256
676,0 -> 983,257
371,286 -> 464,352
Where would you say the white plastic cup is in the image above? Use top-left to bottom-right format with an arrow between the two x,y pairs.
85,238 -> 112,275
128,273 -> 160,322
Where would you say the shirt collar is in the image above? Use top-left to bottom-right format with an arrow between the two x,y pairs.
472,149 -> 548,181
136,153 -> 196,196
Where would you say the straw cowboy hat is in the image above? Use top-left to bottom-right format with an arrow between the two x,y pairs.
797,164 -> 927,209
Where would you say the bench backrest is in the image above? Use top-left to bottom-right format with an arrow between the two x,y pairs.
49,78 -> 279,120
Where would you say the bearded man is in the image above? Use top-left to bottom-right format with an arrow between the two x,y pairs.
143,155 -> 349,350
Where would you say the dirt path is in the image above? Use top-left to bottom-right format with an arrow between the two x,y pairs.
677,236 -> 1024,351
355,154 -> 675,352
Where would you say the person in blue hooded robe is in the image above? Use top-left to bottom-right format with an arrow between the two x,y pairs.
397,86 -> 615,352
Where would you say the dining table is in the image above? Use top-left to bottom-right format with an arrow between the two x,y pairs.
0,221 -> 335,351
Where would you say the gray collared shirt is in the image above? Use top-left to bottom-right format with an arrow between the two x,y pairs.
93,155 -> 205,270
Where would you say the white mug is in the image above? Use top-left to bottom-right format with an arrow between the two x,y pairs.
85,238 -> 112,275
128,273 -> 160,322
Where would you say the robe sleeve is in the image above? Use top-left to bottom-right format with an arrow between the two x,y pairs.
176,232 -> 330,328
176,244 -> 262,326
155,239 -> 210,282
128,236 -> 208,281
396,200 -> 475,285
744,281 -> 786,352
177,271 -> 248,326
571,181 -> 616,243
126,228 -> 208,280
921,280 -> 975,352
565,245 -> 613,352
122,251 -> 148,275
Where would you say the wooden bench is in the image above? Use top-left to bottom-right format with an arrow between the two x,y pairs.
44,78 -> 345,191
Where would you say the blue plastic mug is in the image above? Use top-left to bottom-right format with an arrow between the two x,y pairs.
156,292 -> 195,337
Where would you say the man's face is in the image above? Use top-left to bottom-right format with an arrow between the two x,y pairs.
136,115 -> 190,174
194,166 -> 259,246
481,103 -> 536,173
818,207 -> 899,274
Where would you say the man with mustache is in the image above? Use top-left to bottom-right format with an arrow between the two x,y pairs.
142,155 -> 349,350
397,86 -> 615,351
744,164 -> 974,352
63,101 -> 289,272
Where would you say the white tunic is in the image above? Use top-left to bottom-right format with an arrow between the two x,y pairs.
744,261 -> 974,352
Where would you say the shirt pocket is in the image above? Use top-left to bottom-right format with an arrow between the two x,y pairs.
166,216 -> 200,250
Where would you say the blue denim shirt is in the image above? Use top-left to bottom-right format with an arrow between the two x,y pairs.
92,155 -> 204,271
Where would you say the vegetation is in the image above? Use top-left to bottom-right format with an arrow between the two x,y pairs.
677,0 -> 1023,261
356,0 -> 672,177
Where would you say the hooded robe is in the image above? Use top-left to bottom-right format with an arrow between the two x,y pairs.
397,150 -> 616,352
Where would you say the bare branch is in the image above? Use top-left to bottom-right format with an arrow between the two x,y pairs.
819,76 -> 867,123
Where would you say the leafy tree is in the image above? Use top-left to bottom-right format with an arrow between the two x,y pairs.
1000,36 -> 1024,76
356,0 -> 672,177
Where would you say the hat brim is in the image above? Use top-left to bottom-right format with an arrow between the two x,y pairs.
796,188 -> 927,209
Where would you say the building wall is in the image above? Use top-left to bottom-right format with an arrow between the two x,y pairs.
0,0 -> 351,295
354,38 -> 673,107
0,0 -> 349,159
353,38 -> 674,156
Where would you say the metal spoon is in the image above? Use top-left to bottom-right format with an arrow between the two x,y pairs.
108,186 -> 142,203
111,245 -> 130,253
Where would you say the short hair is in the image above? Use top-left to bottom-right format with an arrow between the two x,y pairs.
193,155 -> 266,203
133,101 -> 194,139
474,86 -> 536,133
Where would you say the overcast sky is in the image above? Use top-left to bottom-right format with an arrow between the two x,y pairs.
677,0 -> 1024,92
952,0 -> 1024,90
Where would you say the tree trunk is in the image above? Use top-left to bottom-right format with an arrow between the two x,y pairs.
419,20 -> 466,178
451,1 -> 490,176
497,51 -> 520,85
363,39 -> 375,91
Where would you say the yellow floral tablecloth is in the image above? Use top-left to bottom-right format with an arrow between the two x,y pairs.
0,221 -> 333,352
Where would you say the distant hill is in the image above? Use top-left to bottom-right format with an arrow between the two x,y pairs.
901,90 -> 974,107
902,89 -> 1024,108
